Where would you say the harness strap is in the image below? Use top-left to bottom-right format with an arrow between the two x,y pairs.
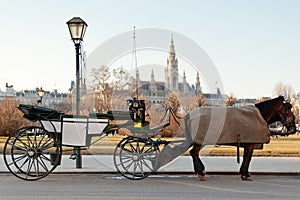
237,134 -> 240,164
169,108 -> 182,128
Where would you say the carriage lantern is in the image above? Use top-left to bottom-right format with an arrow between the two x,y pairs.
127,98 -> 146,127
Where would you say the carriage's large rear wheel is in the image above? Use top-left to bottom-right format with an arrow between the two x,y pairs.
3,126 -> 61,181
113,136 -> 159,180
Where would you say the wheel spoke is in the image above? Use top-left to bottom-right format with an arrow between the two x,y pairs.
37,156 -> 49,172
139,157 -> 152,171
36,132 -> 48,148
33,158 -> 39,177
39,153 -> 52,163
26,158 -> 34,178
8,154 -> 27,167
26,131 -> 34,148
120,147 -> 134,154
39,140 -> 55,151
15,138 -> 30,150
9,143 -> 27,152
16,157 -> 30,174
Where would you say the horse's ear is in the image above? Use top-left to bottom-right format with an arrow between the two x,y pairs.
278,95 -> 285,101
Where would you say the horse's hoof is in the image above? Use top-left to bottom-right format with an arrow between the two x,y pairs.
197,174 -> 207,181
241,175 -> 253,181
196,170 -> 207,181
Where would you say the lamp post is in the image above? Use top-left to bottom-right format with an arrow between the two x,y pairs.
37,87 -> 45,105
67,17 -> 87,169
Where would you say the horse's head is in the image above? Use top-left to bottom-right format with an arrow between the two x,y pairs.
256,96 -> 296,134
270,101 -> 296,134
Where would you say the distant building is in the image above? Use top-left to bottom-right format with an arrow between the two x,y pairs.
14,88 -> 68,106
0,84 -> 15,100
0,83 -> 68,106
234,98 -> 257,107
203,88 -> 224,106
136,36 -> 224,106
138,36 -> 207,105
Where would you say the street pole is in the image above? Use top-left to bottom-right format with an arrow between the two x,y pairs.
75,43 -> 82,169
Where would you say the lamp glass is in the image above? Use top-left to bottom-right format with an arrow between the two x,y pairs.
38,88 -> 44,98
67,17 -> 87,42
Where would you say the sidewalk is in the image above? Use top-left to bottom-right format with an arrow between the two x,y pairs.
1,155 -> 300,174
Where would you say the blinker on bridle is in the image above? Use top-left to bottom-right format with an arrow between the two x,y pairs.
276,101 -> 294,130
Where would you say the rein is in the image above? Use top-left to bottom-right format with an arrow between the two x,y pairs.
270,101 -> 296,136
274,103 -> 285,122
169,108 -> 183,128
158,107 -> 182,127
274,102 -> 293,126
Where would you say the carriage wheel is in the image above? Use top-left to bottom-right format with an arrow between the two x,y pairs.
3,126 -> 62,181
113,136 -> 159,180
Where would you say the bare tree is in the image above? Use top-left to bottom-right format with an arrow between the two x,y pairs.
273,82 -> 294,101
225,93 -> 237,106
0,97 -> 30,136
89,65 -> 130,112
195,92 -> 206,107
161,92 -> 181,137
292,92 -> 300,123
164,92 -> 180,113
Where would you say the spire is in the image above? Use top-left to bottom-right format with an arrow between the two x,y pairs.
195,71 -> 201,94
151,68 -> 155,83
168,34 -> 176,62
150,68 -> 156,91
183,71 -> 188,92
166,34 -> 179,91
170,34 -> 175,54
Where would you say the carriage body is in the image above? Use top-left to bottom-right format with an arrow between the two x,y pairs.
41,115 -> 108,147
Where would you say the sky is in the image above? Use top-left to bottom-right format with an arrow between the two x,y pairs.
0,0 -> 299,98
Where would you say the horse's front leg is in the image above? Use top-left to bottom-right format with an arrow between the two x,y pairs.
239,144 -> 255,181
190,144 -> 206,181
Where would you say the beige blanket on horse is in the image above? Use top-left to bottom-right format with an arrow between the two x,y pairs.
153,105 -> 270,170
189,105 -> 270,145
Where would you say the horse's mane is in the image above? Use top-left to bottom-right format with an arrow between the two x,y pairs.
254,96 -> 284,123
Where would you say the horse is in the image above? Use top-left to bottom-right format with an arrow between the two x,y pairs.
188,96 -> 296,181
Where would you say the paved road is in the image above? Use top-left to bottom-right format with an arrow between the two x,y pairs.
0,173 -> 300,200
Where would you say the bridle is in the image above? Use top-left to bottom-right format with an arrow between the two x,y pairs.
274,101 -> 295,133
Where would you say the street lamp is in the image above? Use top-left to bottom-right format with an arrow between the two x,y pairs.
37,87 -> 45,105
67,17 -> 87,169
67,17 -> 87,114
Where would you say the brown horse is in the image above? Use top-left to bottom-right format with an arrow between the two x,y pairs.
189,96 -> 296,181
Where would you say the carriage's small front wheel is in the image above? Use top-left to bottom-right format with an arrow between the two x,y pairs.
113,136 -> 159,180
3,126 -> 62,181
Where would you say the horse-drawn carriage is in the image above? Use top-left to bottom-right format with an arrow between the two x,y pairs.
3,98 -> 172,181
3,96 -> 297,181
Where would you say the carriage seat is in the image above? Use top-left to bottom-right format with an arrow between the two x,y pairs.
18,104 -> 64,122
